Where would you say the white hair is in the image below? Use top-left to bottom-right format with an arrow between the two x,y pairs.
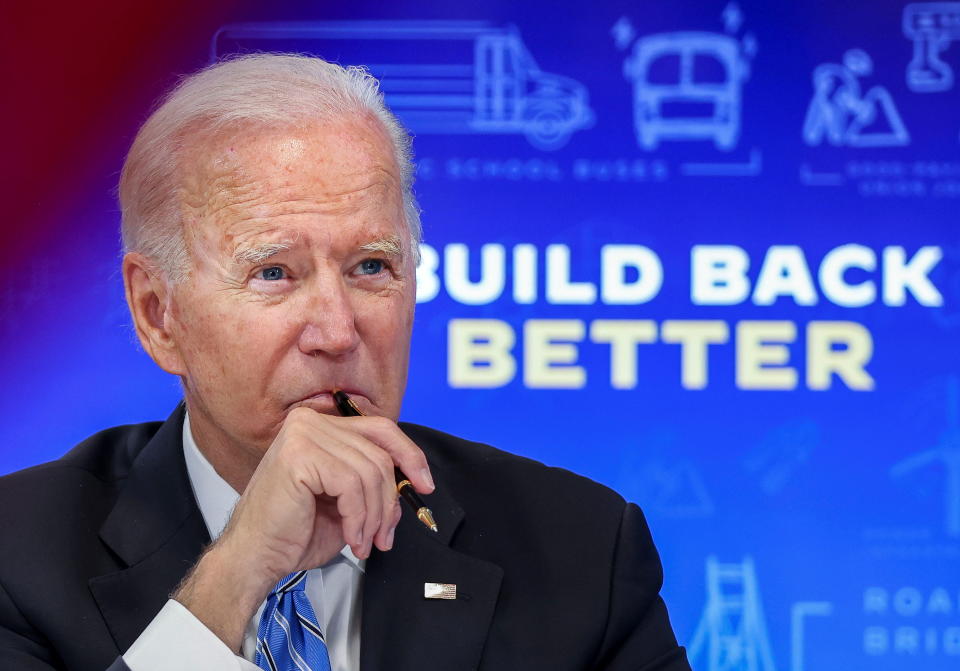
119,53 -> 421,281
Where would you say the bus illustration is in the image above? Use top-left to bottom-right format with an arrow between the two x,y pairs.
212,21 -> 594,151
623,32 -> 750,151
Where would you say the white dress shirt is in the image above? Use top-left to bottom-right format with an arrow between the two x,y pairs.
123,413 -> 364,670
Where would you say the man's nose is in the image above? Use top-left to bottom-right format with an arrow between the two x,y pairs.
296,275 -> 361,358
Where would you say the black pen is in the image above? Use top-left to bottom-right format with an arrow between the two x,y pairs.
331,390 -> 438,533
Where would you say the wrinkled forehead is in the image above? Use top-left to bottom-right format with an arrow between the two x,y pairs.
174,117 -> 403,251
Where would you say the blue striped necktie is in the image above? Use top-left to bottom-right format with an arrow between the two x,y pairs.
255,571 -> 332,671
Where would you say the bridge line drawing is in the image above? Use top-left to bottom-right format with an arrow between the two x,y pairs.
689,556 -> 777,671
891,375 -> 960,538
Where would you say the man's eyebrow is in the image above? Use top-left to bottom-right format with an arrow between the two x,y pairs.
359,235 -> 404,260
232,240 -> 297,266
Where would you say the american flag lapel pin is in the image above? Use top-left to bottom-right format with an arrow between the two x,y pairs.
424,582 -> 457,599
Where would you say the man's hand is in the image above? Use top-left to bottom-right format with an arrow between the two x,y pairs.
172,407 -> 435,652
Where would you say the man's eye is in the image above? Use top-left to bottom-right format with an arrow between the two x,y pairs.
257,266 -> 286,281
358,259 -> 386,275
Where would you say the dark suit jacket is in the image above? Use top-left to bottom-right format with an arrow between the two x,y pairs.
0,405 -> 690,670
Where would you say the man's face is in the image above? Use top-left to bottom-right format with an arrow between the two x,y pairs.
163,116 -> 415,460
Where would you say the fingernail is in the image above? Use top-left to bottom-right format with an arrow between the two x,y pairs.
421,468 -> 435,490
386,526 -> 395,549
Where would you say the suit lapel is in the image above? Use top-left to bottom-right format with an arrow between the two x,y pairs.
89,404 -> 210,652
360,474 -> 504,671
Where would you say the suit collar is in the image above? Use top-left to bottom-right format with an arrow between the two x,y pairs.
90,403 -> 210,652
97,403 -> 206,566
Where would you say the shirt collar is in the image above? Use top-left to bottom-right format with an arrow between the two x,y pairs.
181,410 -> 364,572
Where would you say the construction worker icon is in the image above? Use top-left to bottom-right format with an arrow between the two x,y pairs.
803,49 -> 910,147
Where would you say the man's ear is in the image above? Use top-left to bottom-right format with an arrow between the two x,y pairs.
123,252 -> 187,376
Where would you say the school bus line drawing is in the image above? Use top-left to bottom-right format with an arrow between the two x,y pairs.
212,21 -> 595,151
623,32 -> 751,151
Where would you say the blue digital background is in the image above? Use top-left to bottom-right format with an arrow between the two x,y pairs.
3,1 -> 959,668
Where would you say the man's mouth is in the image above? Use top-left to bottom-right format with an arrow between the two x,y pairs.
291,389 -> 369,414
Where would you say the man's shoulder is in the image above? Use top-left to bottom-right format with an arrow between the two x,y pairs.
400,421 -> 528,467
0,419 -> 164,507
400,421 -> 626,513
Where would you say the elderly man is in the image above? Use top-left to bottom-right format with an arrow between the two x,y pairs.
0,54 -> 690,670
